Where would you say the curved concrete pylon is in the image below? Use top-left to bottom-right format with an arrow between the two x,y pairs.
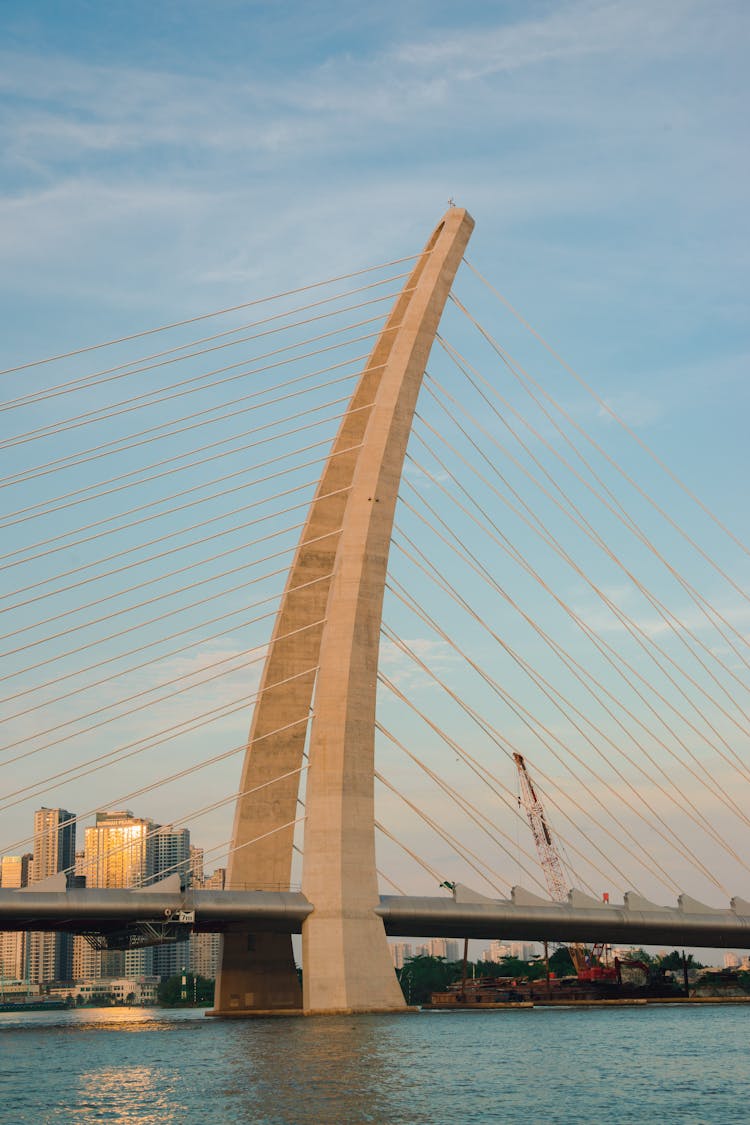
302,207 -> 474,1012
212,207 -> 473,1015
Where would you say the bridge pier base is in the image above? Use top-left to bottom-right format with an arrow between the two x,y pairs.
301,907 -> 406,1013
209,930 -> 301,1016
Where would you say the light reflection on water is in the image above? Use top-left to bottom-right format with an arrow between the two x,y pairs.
0,1005 -> 748,1123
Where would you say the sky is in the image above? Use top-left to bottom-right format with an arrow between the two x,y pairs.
1,1 -> 749,937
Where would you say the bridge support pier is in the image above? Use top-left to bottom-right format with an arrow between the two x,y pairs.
210,931 -> 301,1015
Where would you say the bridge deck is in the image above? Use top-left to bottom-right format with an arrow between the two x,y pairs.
2,887 -> 749,949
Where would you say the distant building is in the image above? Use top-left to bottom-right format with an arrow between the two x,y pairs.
411,938 -> 461,962
190,846 -> 204,888
390,942 -> 413,969
188,868 -> 225,980
482,940 -> 511,963
0,854 -> 32,982
152,826 -> 191,888
723,952 -> 740,969
82,811 -> 157,978
48,977 -> 160,1006
509,941 -> 539,961
28,809 -> 76,983
151,826 -> 191,980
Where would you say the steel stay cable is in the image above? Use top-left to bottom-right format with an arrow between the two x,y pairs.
1,423 -> 361,580
377,712 -> 614,898
430,354 -> 750,693
64,763 -> 311,884
0,512 -> 309,648
462,256 -> 750,559
1,465 -> 320,584
388,577 -> 740,896
378,653 -> 644,895
2,569 -> 333,719
441,336 -> 750,670
1,614 -> 326,759
0,307 -> 395,451
433,341 -> 750,684
377,716 -> 605,898
1,358 -> 361,498
0,524 -> 344,688
404,442 -> 750,791
0,715 -> 311,858
0,663 -> 320,814
406,460 -> 750,804
2,472 -> 351,614
375,716 -> 558,895
409,431 -> 750,787
0,383 -> 358,564
375,770 -> 509,895
389,528 -> 750,862
395,488 -> 750,830
380,614 -> 683,895
0,523 -> 344,662
452,281 -> 750,598
410,420 -> 750,764
416,400 -> 750,743
0,374 -> 358,529
2,270 -> 410,412
374,821 -> 443,884
0,249 -> 425,377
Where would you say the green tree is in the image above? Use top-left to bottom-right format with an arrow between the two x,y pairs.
658,950 -> 703,972
397,955 -> 458,1004
157,973 -> 215,1006
548,947 -> 575,976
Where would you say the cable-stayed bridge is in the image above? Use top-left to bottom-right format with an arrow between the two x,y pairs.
1,208 -> 748,1014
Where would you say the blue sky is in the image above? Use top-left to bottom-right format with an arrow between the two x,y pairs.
1,1 -> 749,917
1,0 -> 748,514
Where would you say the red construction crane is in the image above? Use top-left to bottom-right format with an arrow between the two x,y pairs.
513,752 -> 588,975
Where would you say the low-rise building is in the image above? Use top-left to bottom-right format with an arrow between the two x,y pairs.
48,977 -> 160,1005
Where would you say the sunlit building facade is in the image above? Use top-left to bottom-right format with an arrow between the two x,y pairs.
83,811 -> 157,977
0,854 -> 31,982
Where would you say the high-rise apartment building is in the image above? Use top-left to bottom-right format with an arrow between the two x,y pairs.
83,810 -> 156,890
189,845 -> 204,888
83,810 -> 157,977
27,809 -> 76,983
152,826 -> 191,888
151,826 -> 191,980
189,867 -> 225,980
0,854 -> 32,981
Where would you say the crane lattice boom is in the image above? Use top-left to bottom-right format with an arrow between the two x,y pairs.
513,752 -> 587,974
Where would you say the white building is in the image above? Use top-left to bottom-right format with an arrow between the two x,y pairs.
48,977 -> 160,1006
390,943 -> 413,969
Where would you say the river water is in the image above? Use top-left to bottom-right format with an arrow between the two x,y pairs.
0,1004 -> 747,1123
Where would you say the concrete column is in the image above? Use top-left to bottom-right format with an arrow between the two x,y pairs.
301,208 -> 474,1012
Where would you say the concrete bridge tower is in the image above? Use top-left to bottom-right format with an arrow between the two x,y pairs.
212,206 -> 474,1015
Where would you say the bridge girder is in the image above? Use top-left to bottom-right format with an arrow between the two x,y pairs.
3,887 -> 749,951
